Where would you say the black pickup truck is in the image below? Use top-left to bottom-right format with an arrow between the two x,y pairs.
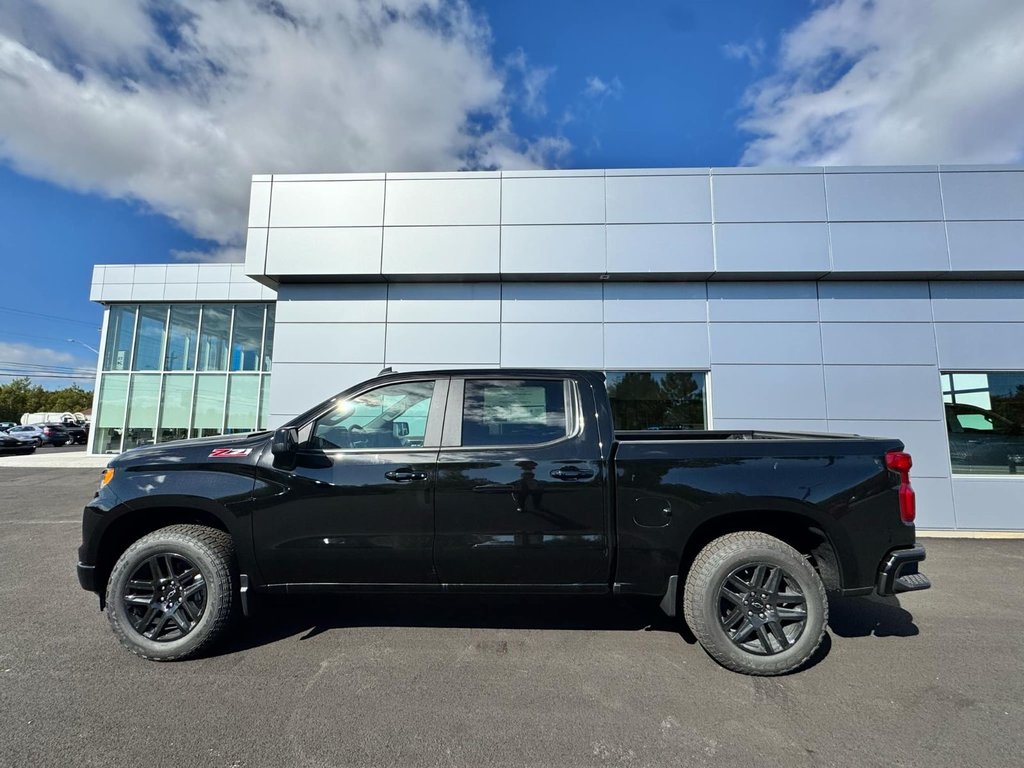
77,369 -> 929,675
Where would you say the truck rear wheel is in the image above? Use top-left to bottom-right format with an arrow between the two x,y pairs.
105,525 -> 237,661
683,531 -> 827,676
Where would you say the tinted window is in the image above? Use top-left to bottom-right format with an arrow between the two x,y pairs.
942,372 -> 1024,475
461,379 -> 567,447
605,371 -> 706,431
309,381 -> 435,450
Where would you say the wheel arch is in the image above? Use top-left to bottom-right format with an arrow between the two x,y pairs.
677,509 -> 843,594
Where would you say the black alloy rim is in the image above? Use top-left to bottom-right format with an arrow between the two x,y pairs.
122,553 -> 207,642
718,562 -> 808,655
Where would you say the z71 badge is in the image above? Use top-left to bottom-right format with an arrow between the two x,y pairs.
208,447 -> 253,458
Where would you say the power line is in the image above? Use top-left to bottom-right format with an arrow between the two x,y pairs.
0,360 -> 96,373
0,330 -> 94,345
0,372 -> 95,380
0,305 -> 101,328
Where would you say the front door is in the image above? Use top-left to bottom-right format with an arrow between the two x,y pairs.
432,376 -> 610,588
253,378 -> 446,586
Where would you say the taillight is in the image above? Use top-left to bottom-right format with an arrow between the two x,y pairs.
885,450 -> 916,524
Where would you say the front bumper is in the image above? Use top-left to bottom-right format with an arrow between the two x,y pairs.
877,543 -> 931,596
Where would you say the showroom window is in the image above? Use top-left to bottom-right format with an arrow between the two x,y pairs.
93,303 -> 275,453
605,371 -> 707,431
942,372 -> 1024,475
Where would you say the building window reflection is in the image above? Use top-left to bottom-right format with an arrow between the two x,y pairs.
605,371 -> 707,431
942,372 -> 1024,475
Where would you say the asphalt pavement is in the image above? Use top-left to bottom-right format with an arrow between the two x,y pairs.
1,467 -> 1022,768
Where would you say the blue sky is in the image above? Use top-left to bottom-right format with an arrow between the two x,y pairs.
0,0 -> 1022,387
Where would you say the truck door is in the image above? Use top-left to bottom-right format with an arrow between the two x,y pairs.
252,377 -> 447,586
432,375 -> 610,588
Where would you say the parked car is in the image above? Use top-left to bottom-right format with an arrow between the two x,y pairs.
49,422 -> 88,445
8,424 -> 69,446
0,421 -> 18,432
78,368 -> 929,675
0,431 -> 36,455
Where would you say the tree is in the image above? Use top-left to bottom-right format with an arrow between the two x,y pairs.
0,378 -> 93,422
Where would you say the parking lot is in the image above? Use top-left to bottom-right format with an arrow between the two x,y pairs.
1,466 -> 1022,768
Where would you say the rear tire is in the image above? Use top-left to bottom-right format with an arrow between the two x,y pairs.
105,525 -> 236,661
683,531 -> 827,676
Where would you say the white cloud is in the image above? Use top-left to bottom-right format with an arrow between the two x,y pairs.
505,48 -> 555,118
738,0 -> 1024,166
0,0 -> 567,257
171,247 -> 246,264
582,75 -> 623,101
722,38 -> 765,69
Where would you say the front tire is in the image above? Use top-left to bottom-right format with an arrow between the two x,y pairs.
105,525 -> 236,661
683,532 -> 827,676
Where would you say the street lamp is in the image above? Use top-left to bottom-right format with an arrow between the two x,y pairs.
67,338 -> 99,355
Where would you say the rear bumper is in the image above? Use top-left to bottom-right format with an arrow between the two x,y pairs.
877,543 -> 931,596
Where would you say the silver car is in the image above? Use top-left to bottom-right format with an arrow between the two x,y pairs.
6,424 -> 70,447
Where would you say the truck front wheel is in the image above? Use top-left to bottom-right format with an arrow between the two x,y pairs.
105,525 -> 237,661
683,531 -> 827,676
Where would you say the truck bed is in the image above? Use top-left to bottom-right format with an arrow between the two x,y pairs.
614,429 -> 865,442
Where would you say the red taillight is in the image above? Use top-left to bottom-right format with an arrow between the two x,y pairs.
885,450 -> 916,524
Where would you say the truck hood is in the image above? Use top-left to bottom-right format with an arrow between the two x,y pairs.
107,432 -> 272,469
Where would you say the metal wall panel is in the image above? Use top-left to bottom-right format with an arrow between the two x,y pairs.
826,419 -> 950,478
951,479 -> 1024,530
913,477 -> 957,529
712,173 -> 827,223
940,171 -> 1024,220
714,223 -> 830,274
273,323 -> 385,364
818,282 -> 932,322
606,223 -> 714,275
383,178 -> 500,226
710,364 -> 827,419
712,418 -> 829,433
387,284 -> 500,323
707,282 -> 819,322
500,225 -> 605,274
710,322 -> 822,364
829,222 -> 949,272
930,281 -> 1024,322
934,323 -> 1024,369
382,226 -> 499,276
266,228 -> 383,275
821,323 -> 937,365
247,181 -> 271,228
501,283 -> 603,323
268,362 -> 384,420
946,221 -> 1024,271
275,284 -> 387,323
605,174 -> 711,223
825,172 -> 943,221
268,180 -> 385,227
385,323 -> 500,365
824,365 -> 944,420
501,176 -> 605,224
602,283 -> 707,322
500,323 -> 603,368
604,323 -> 710,368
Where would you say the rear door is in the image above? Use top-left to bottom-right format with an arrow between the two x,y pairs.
432,375 -> 610,588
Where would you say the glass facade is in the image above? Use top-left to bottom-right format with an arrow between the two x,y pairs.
942,372 -> 1024,475
94,304 -> 274,453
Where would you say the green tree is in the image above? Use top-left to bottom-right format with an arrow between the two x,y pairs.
0,378 -> 93,422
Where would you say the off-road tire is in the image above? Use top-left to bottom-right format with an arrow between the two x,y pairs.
105,524 -> 236,661
682,531 -> 827,676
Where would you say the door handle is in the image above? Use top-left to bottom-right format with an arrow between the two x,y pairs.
384,468 -> 429,482
550,466 -> 595,481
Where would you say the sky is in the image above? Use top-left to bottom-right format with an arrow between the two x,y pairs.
0,0 -> 1022,387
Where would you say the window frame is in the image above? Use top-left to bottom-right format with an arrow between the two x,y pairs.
941,369 -> 1024,477
441,375 -> 581,450
297,377 -> 449,454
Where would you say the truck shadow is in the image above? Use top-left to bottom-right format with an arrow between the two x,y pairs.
222,594 -> 681,654
827,594 -> 919,638
216,592 -> 917,658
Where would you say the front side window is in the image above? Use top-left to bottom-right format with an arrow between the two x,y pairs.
606,371 -> 707,431
461,379 -> 568,447
942,372 -> 1024,475
309,381 -> 435,450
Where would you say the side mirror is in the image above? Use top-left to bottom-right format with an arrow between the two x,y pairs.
271,427 -> 299,469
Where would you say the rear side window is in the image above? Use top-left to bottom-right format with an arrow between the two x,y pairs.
461,379 -> 568,447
